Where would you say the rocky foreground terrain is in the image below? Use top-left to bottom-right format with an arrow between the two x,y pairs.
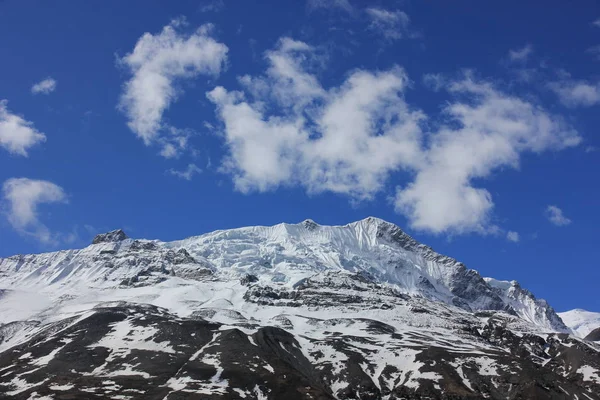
0,217 -> 598,399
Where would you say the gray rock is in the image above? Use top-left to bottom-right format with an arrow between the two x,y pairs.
91,229 -> 128,244
2,302 -> 598,400
585,327 -> 600,342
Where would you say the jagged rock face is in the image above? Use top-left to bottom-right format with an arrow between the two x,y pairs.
0,218 -> 598,399
92,229 -> 129,244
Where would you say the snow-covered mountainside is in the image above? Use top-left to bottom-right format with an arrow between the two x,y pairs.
0,217 -> 598,399
560,309 -> 600,338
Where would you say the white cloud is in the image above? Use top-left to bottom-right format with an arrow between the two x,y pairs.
508,44 -> 533,63
208,37 -> 423,198
156,126 -> 194,159
159,143 -> 179,158
1,178 -> 67,244
394,74 -> 581,234
509,67 -> 538,83
586,45 -> 600,60
0,100 -> 46,156
423,73 -> 446,91
238,38 -> 326,111
118,19 -> 228,151
207,39 -> 581,235
307,0 -> 354,13
506,231 -> 520,242
31,78 -> 57,95
365,7 -> 411,41
593,18 -> 600,27
545,205 -> 571,226
548,79 -> 600,107
167,163 -> 202,180
199,0 -> 224,12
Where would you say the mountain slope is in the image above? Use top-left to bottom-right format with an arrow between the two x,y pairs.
559,309 -> 600,338
0,217 -> 598,399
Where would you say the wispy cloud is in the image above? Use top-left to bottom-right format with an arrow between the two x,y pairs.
365,7 -> 412,41
545,205 -> 571,226
199,0 -> 224,13
118,19 -> 228,157
207,39 -> 581,235
156,126 -> 195,159
31,77 -> 57,95
167,163 -> 202,180
586,44 -> 600,61
548,79 -> 600,107
0,100 -> 46,156
508,44 -> 533,63
1,178 -> 68,244
506,231 -> 520,242
593,18 -> 600,28
307,0 -> 354,13
422,73 -> 446,91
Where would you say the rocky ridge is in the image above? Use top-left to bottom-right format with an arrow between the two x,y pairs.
0,217 -> 598,399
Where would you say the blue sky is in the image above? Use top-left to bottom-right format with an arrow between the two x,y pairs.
0,0 -> 599,312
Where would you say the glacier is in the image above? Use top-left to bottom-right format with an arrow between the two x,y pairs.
0,217 -> 567,332
0,217 -> 598,399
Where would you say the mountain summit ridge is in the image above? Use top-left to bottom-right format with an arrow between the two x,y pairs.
2,217 -> 567,332
0,217 -> 598,399
169,216 -> 567,332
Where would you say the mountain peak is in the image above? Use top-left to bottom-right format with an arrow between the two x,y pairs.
2,218 -> 568,334
91,229 -> 128,244
0,217 -> 595,398
301,219 -> 319,230
356,216 -> 396,227
345,216 -> 405,238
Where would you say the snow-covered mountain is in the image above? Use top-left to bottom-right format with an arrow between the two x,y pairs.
560,309 -> 600,338
0,217 -> 599,399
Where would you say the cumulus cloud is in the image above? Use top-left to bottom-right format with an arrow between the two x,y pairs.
118,19 -> 228,154
2,178 -> 67,244
208,37 -> 423,198
207,39 -> 581,235
394,74 -> 580,234
506,231 -> 519,242
167,163 -> 202,180
508,44 -> 533,63
0,100 -> 46,156
365,7 -> 411,40
31,78 -> 57,95
545,205 -> 571,226
548,79 -> 600,107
